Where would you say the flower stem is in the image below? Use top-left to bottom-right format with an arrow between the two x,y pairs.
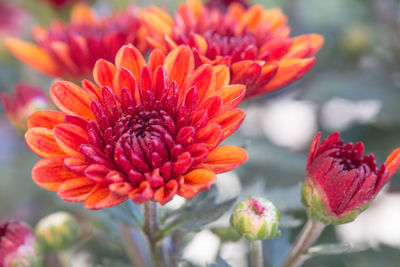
143,202 -> 167,267
250,240 -> 263,267
120,225 -> 154,267
281,219 -> 325,267
57,250 -> 71,267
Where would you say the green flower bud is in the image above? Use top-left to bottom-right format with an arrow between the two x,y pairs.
35,211 -> 80,251
230,197 -> 280,241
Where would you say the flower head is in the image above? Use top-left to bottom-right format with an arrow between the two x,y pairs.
35,211 -> 80,250
42,0 -> 87,9
6,4 -> 146,79
302,132 -> 400,225
2,84 -> 49,134
25,44 -> 248,209
0,2 -> 26,37
0,220 -> 43,267
142,0 -> 323,99
230,197 -> 280,240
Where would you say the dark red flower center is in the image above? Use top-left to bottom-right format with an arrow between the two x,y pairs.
0,222 -> 8,240
329,143 -> 377,173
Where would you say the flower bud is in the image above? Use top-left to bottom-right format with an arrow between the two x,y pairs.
0,220 -> 43,267
35,211 -> 80,251
1,84 -> 48,134
230,197 -> 280,241
303,132 -> 400,225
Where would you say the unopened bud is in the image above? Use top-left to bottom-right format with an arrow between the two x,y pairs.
230,197 -> 280,241
35,211 -> 80,251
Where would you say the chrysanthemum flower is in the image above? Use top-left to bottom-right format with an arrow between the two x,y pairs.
42,0 -> 87,9
302,132 -> 400,225
142,0 -> 323,99
25,44 -> 248,209
6,4 -> 146,80
0,1 -> 25,37
205,0 -> 249,12
2,84 -> 49,134
0,220 -> 42,267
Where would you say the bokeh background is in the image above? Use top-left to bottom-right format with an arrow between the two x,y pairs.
1,0 -> 400,266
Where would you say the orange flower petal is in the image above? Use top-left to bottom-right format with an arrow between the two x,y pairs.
93,59 -> 117,88
81,80 -> 102,102
54,124 -> 88,157
115,44 -> 146,81
385,148 -> 400,178
182,64 -> 215,104
210,109 -> 245,138
50,41 -> 79,75
178,169 -> 216,199
195,123 -> 223,150
200,145 -> 248,173
154,180 -> 178,205
141,7 -> 173,36
113,67 -> 137,100
231,60 -> 262,85
5,38 -> 59,77
32,158 -> 77,191
27,110 -> 65,130
213,65 -> 230,89
50,81 -> 95,120
25,127 -> 67,158
57,177 -> 96,202
148,48 -> 166,73
129,181 -> 154,204
284,34 -> 324,59
261,57 -> 315,93
164,45 -> 194,89
214,84 -> 246,111
84,187 -> 127,209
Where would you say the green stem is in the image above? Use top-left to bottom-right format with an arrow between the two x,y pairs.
250,240 -> 263,267
281,219 -> 325,267
143,202 -> 167,267
120,225 -> 155,267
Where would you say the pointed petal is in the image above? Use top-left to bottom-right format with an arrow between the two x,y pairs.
385,148 -> 400,178
148,48 -> 166,73
213,65 -> 230,89
25,127 -> 67,158
115,44 -> 146,81
32,158 -> 77,191
93,59 -> 116,88
164,45 -> 194,89
231,60 -> 262,85
210,109 -> 245,138
284,34 -> 324,59
178,169 -> 216,199
154,180 -> 178,205
261,58 -> 315,92
27,110 -> 65,130
200,145 -> 248,173
182,64 -> 215,104
307,132 -> 321,169
57,178 -> 96,202
54,124 -> 88,157
214,84 -> 246,111
70,3 -> 96,24
84,187 -> 127,209
128,181 -> 154,204
50,81 -> 95,120
113,67 -> 137,100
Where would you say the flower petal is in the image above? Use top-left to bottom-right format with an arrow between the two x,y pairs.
200,145 -> 248,173
129,181 -> 154,204
57,178 -> 96,202
164,45 -> 194,89
50,81 -> 95,120
210,109 -> 245,138
154,180 -> 178,205
84,187 -> 127,209
182,64 -> 215,104
213,65 -> 230,89
54,124 -> 89,157
25,127 -> 67,158
284,34 -> 324,59
32,158 -> 77,191
115,44 -> 146,81
113,67 -> 138,101
27,110 -> 65,130
5,38 -> 59,77
93,59 -> 116,88
178,169 -> 216,199
385,148 -> 400,178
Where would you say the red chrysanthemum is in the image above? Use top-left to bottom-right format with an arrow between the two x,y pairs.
2,84 -> 49,134
0,220 -> 42,267
6,4 -> 146,80
25,44 -> 248,209
302,132 -> 400,224
142,0 -> 323,99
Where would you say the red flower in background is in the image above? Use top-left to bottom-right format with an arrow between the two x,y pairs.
2,84 -> 49,134
142,0 -> 323,99
0,220 -> 42,267
0,1 -> 26,37
25,44 -> 248,209
42,0 -> 87,9
302,132 -> 400,224
6,4 -> 146,80
205,0 -> 249,12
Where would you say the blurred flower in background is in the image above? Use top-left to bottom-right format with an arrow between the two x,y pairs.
1,84 -> 49,135
42,0 -> 88,9
0,1 -> 26,38
142,0 -> 323,99
205,0 -> 250,12
0,220 -> 43,267
24,44 -> 248,209
302,132 -> 400,225
6,3 -> 146,80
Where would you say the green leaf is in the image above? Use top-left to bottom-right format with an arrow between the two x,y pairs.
307,243 -> 354,256
159,186 -> 236,238
102,202 -> 143,228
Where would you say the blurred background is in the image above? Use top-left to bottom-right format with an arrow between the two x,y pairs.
1,0 -> 400,266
